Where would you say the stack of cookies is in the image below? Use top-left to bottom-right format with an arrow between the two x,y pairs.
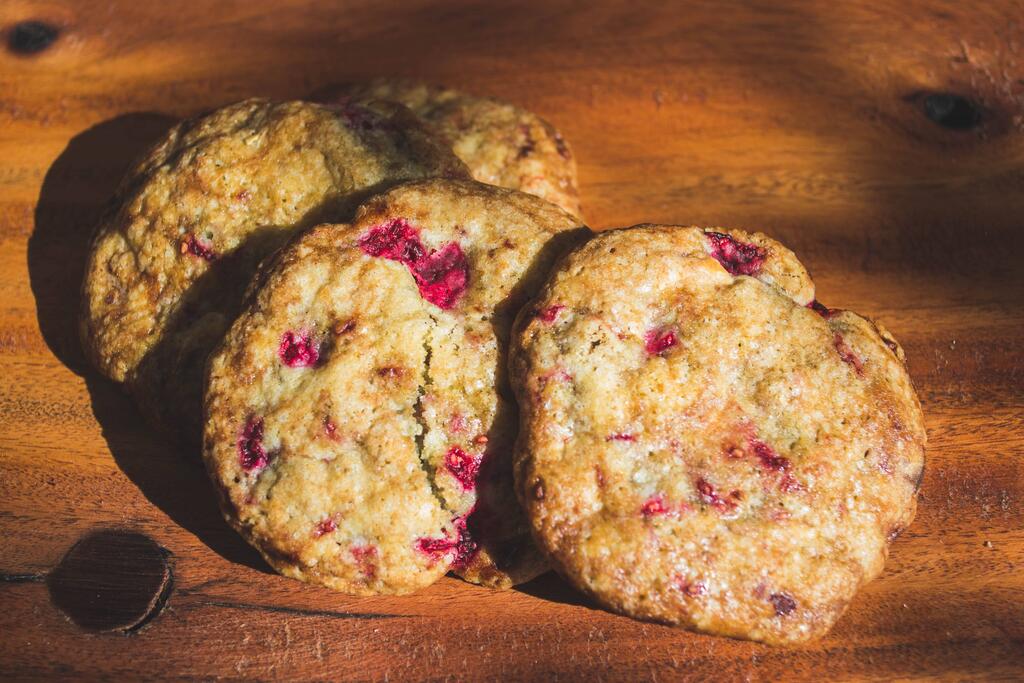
79,80 -> 925,645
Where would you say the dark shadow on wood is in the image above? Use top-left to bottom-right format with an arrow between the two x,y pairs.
514,571 -> 601,611
29,114 -> 272,576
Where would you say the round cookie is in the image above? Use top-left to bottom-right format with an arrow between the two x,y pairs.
80,98 -> 467,443
318,79 -> 582,218
204,179 -> 586,594
510,225 -> 926,644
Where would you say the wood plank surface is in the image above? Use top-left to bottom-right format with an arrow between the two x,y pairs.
2,0 -> 1023,679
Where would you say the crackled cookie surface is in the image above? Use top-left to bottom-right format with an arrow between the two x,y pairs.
510,225 -> 926,644
80,98 -> 467,442
204,179 -> 585,594
319,79 -> 581,217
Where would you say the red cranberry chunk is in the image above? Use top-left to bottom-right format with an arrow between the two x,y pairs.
450,516 -> 480,569
676,578 -> 707,597
808,300 -> 832,318
181,233 -> 217,261
416,514 -> 479,569
778,473 -> 803,493
606,432 -> 636,442
279,330 -> 319,368
706,232 -> 766,276
359,218 -> 422,261
359,219 -> 468,309
640,494 -> 670,517
417,535 -> 454,559
313,516 -> 337,538
351,545 -> 378,578
644,328 -> 678,356
445,446 -> 481,491
538,304 -> 566,323
833,332 -> 865,375
238,417 -> 268,472
751,438 -> 790,472
770,592 -> 797,616
412,242 -> 468,310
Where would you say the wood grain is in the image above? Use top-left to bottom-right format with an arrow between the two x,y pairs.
1,0 -> 1023,679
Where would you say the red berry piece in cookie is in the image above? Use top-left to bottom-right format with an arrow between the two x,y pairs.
351,545 -> 378,578
414,243 -> 468,309
644,328 -> 678,355
358,217 -> 423,261
750,437 -> 789,472
238,417 -> 267,472
769,592 -> 797,616
640,494 -> 670,517
705,231 -> 766,276
279,330 -> 320,367
359,218 -> 469,309
808,300 -> 832,317
416,514 -> 479,569
675,577 -> 707,598
537,304 -> 566,323
833,332 -> 865,375
323,417 -> 339,440
180,233 -> 218,261
606,432 -> 636,442
445,446 -> 482,491
313,516 -> 338,538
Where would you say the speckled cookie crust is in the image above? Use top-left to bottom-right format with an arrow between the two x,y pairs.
204,179 -> 586,594
510,225 -> 926,644
319,79 -> 581,218
80,98 -> 467,443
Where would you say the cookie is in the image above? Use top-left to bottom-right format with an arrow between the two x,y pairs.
80,98 -> 467,443
203,179 -> 586,594
510,225 -> 926,644
318,79 -> 581,217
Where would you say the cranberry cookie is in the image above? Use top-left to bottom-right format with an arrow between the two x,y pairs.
80,98 -> 467,443
204,179 -> 586,594
318,79 -> 581,217
510,225 -> 926,644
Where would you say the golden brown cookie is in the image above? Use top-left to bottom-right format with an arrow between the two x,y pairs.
318,79 -> 581,217
203,179 -> 586,594
510,225 -> 926,644
80,98 -> 467,443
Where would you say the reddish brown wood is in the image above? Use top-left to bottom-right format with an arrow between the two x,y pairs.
1,0 -> 1023,679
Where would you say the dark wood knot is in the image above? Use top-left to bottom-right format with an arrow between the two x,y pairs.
7,20 -> 59,55
47,530 -> 173,633
921,92 -> 982,131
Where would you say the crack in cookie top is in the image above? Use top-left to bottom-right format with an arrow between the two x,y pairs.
79,98 -> 468,443
318,79 -> 582,218
510,224 -> 925,644
203,179 -> 586,595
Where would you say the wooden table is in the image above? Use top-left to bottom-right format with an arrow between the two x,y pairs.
2,1 -> 1022,679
